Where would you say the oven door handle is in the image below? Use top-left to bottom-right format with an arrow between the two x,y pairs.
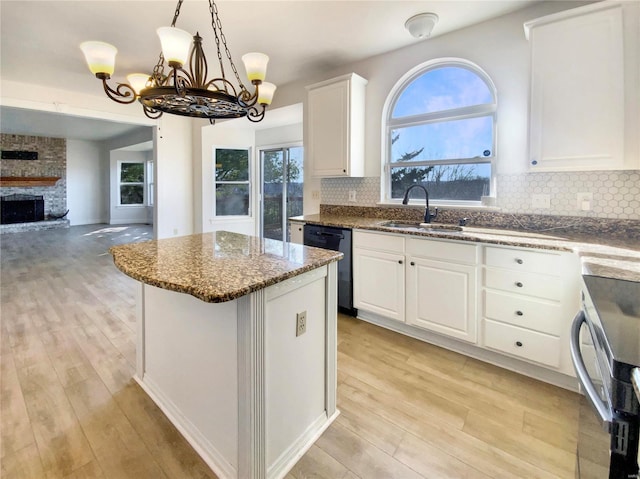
570,311 -> 612,426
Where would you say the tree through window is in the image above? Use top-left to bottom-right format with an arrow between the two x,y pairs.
384,60 -> 496,203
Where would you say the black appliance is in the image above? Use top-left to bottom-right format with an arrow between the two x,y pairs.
303,224 -> 355,316
570,276 -> 640,479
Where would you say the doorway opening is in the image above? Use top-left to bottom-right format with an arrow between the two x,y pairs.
260,146 -> 303,241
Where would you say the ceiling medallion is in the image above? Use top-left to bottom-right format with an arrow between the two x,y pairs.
80,0 -> 276,123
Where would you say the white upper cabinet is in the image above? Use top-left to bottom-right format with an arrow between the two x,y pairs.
306,73 -> 367,177
525,2 -> 636,171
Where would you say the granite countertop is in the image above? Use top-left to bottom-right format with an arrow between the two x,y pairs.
110,231 -> 343,303
290,214 -> 640,282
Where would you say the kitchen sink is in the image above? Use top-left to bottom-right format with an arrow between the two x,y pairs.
379,221 -> 462,232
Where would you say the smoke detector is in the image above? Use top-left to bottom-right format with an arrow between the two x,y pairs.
405,13 -> 439,39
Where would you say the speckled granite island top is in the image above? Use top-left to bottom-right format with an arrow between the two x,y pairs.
109,231 -> 343,303
291,214 -> 640,282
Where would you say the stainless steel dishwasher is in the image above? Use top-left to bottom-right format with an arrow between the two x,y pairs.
303,224 -> 355,316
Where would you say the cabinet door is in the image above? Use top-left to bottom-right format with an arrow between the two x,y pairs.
308,80 -> 349,177
353,248 -> 405,321
406,257 -> 477,343
527,5 -> 624,171
289,221 -> 304,244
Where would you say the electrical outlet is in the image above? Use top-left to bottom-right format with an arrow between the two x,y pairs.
296,311 -> 307,337
531,194 -> 550,209
173,228 -> 178,235
312,190 -> 320,200
576,192 -> 593,211
348,190 -> 357,202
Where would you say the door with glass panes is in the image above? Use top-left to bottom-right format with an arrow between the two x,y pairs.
260,146 -> 303,241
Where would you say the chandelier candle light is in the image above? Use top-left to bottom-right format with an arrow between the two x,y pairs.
80,0 -> 276,123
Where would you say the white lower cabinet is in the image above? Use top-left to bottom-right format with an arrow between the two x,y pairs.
354,231 -> 478,342
353,231 -> 405,321
288,220 -> 305,244
405,238 -> 478,343
353,229 -> 580,381
482,245 -> 580,375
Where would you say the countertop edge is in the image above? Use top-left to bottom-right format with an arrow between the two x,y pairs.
110,246 -> 342,303
293,215 -> 640,283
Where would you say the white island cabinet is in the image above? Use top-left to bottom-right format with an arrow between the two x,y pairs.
110,232 -> 342,479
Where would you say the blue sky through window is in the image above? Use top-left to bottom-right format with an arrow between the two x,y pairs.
392,67 -> 493,118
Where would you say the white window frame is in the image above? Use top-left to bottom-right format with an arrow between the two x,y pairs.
146,160 -> 154,207
381,58 -> 498,207
117,160 -> 146,207
213,147 -> 252,218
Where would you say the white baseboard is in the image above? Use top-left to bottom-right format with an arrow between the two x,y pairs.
268,409 -> 340,479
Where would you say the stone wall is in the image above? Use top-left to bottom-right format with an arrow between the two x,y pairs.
1,134 -> 67,217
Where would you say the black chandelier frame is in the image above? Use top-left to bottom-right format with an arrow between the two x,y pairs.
95,0 -> 268,123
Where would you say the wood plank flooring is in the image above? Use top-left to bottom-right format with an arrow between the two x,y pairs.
1,225 -> 580,478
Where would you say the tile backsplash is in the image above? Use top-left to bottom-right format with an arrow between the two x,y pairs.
321,170 -> 640,220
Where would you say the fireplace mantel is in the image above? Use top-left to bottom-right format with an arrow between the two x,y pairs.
0,177 -> 61,187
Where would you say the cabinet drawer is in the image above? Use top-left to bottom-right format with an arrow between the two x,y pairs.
484,290 -> 562,335
407,238 -> 477,264
484,268 -> 562,301
354,230 -> 404,253
484,319 -> 560,368
485,246 -> 563,276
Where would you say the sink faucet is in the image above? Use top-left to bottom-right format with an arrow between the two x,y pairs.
401,184 -> 438,223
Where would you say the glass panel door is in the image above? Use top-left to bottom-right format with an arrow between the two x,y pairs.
261,146 -> 303,241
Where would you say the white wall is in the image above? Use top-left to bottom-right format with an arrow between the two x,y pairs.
200,123 -> 256,236
66,139 -> 105,225
154,114 -> 194,239
255,123 -> 302,148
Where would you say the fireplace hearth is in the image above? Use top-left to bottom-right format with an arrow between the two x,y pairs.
1,194 -> 45,224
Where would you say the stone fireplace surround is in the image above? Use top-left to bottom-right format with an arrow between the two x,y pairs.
0,134 -> 68,234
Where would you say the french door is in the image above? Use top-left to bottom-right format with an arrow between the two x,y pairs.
260,146 -> 303,241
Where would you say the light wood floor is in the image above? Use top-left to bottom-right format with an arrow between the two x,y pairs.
1,225 -> 580,479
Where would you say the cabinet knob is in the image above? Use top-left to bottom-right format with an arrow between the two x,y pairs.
515,282 -> 523,288
516,310 -> 524,316
343,169 -> 346,173
515,341 -> 523,347
410,261 -> 415,266
398,260 -> 403,264
515,258 -> 523,264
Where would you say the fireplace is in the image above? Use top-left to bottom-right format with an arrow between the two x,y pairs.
1,194 -> 45,224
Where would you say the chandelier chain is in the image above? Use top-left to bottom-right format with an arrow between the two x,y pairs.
209,0 -> 246,93
170,0 -> 184,27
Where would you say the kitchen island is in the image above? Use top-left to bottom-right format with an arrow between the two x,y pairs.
110,231 -> 342,479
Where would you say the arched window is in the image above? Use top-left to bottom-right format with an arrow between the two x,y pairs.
382,59 -> 496,204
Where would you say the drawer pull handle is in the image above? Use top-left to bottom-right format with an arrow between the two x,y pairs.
515,282 -> 523,288
398,260 -> 403,264
515,341 -> 523,347
516,310 -> 524,316
516,258 -> 523,264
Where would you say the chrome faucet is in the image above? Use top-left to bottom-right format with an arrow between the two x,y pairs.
401,184 -> 438,223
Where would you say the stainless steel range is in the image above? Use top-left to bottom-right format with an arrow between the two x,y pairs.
571,276 -> 640,479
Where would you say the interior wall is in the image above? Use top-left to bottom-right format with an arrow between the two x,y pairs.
67,138 -> 105,225
155,114 -> 194,239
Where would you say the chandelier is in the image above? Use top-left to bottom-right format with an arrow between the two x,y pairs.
80,0 -> 276,123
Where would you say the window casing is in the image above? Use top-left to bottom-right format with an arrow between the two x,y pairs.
118,161 -> 145,206
214,147 -> 251,217
383,59 -> 497,205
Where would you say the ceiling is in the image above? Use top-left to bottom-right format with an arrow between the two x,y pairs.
0,0 -> 540,141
